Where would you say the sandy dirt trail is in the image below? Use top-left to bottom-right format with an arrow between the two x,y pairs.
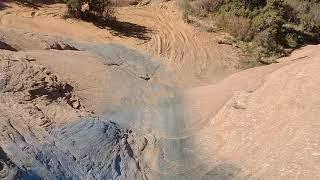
0,1 -> 240,86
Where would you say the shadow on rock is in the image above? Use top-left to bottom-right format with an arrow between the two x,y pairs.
2,118 -> 150,179
0,41 -> 17,51
0,2 -> 10,10
0,147 -> 37,179
202,163 -> 247,180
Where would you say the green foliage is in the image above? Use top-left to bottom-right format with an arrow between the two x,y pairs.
288,0 -> 320,33
180,0 -> 320,65
65,0 -> 83,18
89,0 -> 110,16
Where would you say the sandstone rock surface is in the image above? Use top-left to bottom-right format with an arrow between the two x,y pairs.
0,2 -> 320,179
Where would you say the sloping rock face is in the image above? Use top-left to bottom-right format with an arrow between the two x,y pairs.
187,46 -> 320,180
1,27 -> 320,180
0,29 -> 195,180
0,147 -> 28,179
0,46 -> 151,179
0,27 -> 78,51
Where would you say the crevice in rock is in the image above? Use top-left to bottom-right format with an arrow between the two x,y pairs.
29,81 -> 74,101
48,43 -> 79,51
140,74 -> 151,81
106,63 -> 120,66
114,154 -> 122,176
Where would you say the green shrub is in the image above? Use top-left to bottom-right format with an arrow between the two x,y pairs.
65,0 -> 84,18
64,0 -> 115,20
216,14 -> 253,41
192,0 -> 224,17
181,0 -> 320,66
287,0 -> 320,33
177,0 -> 192,22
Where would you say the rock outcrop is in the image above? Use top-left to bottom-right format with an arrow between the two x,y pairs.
0,25 -> 320,179
0,47 -> 151,179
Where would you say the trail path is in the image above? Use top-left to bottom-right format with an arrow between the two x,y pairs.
0,1 -> 240,86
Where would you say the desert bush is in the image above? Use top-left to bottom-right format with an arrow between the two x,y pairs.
64,0 -> 115,20
192,0 -> 224,17
90,0 -> 113,16
65,0 -> 84,18
216,14 -> 253,41
288,0 -> 320,33
181,0 -> 320,64
176,0 -> 193,21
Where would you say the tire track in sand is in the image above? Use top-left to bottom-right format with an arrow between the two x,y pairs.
0,1 -> 241,86
117,3 -> 240,85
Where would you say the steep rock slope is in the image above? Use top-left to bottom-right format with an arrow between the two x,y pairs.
190,45 -> 320,179
0,47 -> 152,179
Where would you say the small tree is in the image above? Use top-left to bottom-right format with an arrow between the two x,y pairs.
65,0 -> 115,19
65,0 -> 85,18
